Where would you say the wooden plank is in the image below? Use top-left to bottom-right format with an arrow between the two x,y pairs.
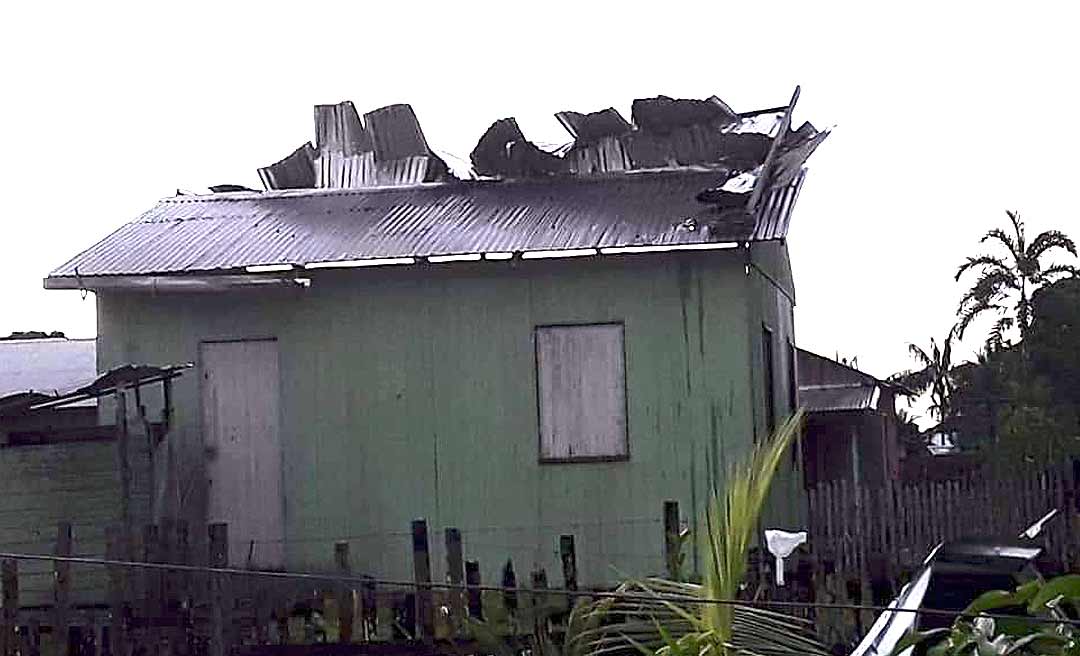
559,535 -> 578,591
500,560 -> 518,618
663,501 -> 680,580
142,523 -> 162,655
105,526 -> 127,656
410,520 -> 433,641
115,389 -> 133,562
2,559 -> 17,656
334,542 -> 354,644
209,523 -> 231,656
360,577 -> 376,642
52,522 -> 72,656
176,521 -> 193,656
443,529 -> 464,635
464,561 -> 482,620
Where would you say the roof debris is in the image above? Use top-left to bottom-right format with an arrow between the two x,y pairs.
470,117 -> 568,178
44,87 -> 830,288
260,101 -> 450,191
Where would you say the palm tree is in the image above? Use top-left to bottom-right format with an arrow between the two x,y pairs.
891,329 -> 956,426
955,211 -> 1078,350
566,411 -> 828,656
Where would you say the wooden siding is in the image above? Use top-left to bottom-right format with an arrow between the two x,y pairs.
536,324 -> 627,461
0,441 -> 117,606
96,251 -> 795,586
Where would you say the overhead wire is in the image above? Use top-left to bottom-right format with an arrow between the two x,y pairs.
0,550 -> 1078,628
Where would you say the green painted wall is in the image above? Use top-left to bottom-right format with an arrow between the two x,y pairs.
0,436 -> 116,606
97,250 -> 801,586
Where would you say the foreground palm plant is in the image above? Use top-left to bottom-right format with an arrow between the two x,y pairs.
565,411 -> 829,656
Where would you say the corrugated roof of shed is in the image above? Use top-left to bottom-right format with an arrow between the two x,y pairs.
47,168 -> 804,280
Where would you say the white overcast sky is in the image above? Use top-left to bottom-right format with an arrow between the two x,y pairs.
2,1 -> 1078,391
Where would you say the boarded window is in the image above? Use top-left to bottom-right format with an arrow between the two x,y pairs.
536,324 -> 627,461
762,325 -> 776,435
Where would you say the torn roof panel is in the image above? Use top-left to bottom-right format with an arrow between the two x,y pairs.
0,363 -> 191,416
45,169 -> 802,281
799,383 -> 880,413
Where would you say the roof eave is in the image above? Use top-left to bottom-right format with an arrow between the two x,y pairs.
44,273 -> 306,293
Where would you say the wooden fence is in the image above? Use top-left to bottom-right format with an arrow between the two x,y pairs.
807,466 -> 1080,592
0,508 -> 694,656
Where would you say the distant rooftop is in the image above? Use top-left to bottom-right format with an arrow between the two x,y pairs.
0,337 -> 96,405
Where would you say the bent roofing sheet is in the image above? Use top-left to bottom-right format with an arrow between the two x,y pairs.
799,383 -> 879,413
0,363 -> 191,415
48,169 -> 801,279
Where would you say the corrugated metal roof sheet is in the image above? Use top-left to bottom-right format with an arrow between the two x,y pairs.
0,362 -> 191,415
48,169 -> 803,280
0,338 -> 96,404
799,383 -> 880,413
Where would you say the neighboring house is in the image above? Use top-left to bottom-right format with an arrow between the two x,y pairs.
45,94 -> 827,585
797,348 -> 903,489
0,337 -> 185,617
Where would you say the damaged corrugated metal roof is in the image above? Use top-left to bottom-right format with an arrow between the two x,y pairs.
47,168 -> 804,282
46,88 -> 828,287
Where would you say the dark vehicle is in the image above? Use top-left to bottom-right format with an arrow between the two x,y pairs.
851,511 -> 1057,656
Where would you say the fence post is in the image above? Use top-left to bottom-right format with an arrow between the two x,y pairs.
559,535 -> 578,591
208,523 -> 230,656
410,519 -> 433,641
444,528 -> 464,635
464,560 -> 482,620
175,521 -> 192,654
501,560 -> 517,619
334,541 -> 354,644
2,559 -> 18,656
53,521 -> 72,656
663,501 -> 680,580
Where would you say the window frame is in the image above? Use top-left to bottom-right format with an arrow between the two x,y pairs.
534,321 -> 630,464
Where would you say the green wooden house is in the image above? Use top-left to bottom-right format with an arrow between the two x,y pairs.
44,96 -> 826,586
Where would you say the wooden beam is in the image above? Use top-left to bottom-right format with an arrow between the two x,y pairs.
334,542 -> 354,644
52,522 -> 72,656
663,500 -> 681,580
208,523 -> 230,656
559,535 -> 578,591
1,559 -> 18,656
443,529 -> 464,635
410,520 -> 433,641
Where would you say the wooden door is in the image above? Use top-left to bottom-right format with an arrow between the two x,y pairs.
200,339 -> 284,568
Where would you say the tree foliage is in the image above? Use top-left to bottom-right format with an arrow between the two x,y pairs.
955,211 -> 1077,350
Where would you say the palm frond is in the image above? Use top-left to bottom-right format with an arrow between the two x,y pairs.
981,225 -> 1020,261
565,414 -> 825,656
1026,230 -> 1077,260
890,368 -> 931,394
986,316 -> 1014,352
1034,263 -> 1080,284
955,254 -> 1012,282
